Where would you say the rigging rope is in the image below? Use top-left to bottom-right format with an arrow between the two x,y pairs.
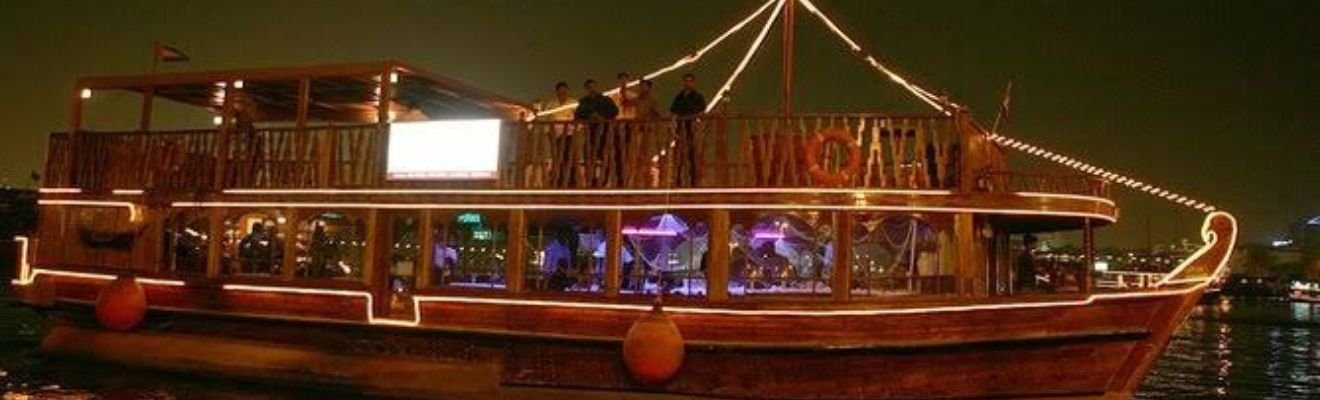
985,132 -> 1217,213
798,0 -> 953,113
534,0 -> 781,118
707,0 -> 787,112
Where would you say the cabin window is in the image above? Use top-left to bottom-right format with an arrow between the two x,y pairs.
221,210 -> 287,276
621,212 -> 708,297
525,212 -> 608,294
729,212 -> 834,296
851,214 -> 954,296
431,211 -> 508,289
294,211 -> 367,280
387,212 -> 421,294
161,211 -> 210,275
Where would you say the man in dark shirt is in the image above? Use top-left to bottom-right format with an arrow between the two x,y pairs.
572,79 -> 618,186
669,73 -> 707,117
669,73 -> 706,186
573,79 -> 619,121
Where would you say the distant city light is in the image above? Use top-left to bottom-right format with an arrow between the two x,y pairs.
1271,239 -> 1293,247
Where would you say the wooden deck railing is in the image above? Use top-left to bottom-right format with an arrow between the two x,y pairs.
977,171 -> 1111,198
59,124 -> 384,191
45,114 -> 1104,198
508,114 -> 962,189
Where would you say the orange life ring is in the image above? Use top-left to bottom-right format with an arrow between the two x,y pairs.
804,128 -> 862,187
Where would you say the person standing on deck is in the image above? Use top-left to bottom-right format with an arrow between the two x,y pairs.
614,72 -> 637,120
574,79 -> 619,186
538,82 -> 576,187
617,79 -> 665,186
669,73 -> 706,186
631,79 -> 663,121
536,81 -> 576,122
1015,234 -> 1040,293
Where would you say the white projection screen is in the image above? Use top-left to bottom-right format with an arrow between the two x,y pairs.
386,119 -> 502,180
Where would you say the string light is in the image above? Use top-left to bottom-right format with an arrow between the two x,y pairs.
798,0 -> 951,113
708,0 -> 786,111
533,0 -> 780,118
984,133 -> 1217,213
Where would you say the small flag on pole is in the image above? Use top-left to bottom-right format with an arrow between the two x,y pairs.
155,43 -> 189,63
991,80 -> 1013,135
997,81 -> 1013,124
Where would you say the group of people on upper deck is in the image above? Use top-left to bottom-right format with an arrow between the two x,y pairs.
533,73 -> 710,188
535,72 -> 707,122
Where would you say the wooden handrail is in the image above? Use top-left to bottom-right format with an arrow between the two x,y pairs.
977,170 -> 1112,199
41,114 -> 1105,202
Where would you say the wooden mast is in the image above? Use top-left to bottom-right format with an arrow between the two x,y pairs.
781,0 -> 795,116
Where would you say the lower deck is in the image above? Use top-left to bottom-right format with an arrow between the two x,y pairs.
27,188 -> 1117,323
13,208 -> 1235,398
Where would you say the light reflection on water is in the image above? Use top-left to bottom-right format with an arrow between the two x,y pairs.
1137,298 -> 1320,399
1,297 -> 1317,398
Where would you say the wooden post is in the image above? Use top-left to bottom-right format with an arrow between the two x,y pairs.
375,69 -> 393,186
295,78 -> 311,185
214,85 -> 235,190
68,86 -> 86,187
363,209 -> 379,286
714,118 -> 729,186
781,0 -> 795,116
139,86 -> 154,132
1082,218 -> 1094,293
954,213 -> 979,296
136,207 -> 164,273
707,209 -> 731,302
281,209 -> 300,281
506,209 -> 527,293
418,210 -> 435,289
604,210 -> 622,297
206,208 -> 223,278
831,211 -> 852,302
69,87 -> 85,133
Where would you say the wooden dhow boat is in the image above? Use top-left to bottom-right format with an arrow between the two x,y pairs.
12,1 -> 1236,398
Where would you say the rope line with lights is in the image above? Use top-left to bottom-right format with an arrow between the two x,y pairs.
984,132 -> 1217,213
797,0 -> 952,113
707,0 -> 787,112
533,0 -> 781,118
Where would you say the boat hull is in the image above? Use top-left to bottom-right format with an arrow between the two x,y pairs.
23,277 -> 1204,399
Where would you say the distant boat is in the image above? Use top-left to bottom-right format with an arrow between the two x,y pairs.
1291,281 -> 1320,303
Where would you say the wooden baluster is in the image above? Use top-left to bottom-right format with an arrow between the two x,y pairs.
933,119 -> 945,189
521,124 -> 533,188
885,120 -> 899,188
915,119 -> 930,188
771,120 -> 786,187
751,119 -> 766,186
735,119 -> 751,187
872,118 -> 886,187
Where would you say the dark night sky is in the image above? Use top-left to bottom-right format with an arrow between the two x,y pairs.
1,0 -> 1316,247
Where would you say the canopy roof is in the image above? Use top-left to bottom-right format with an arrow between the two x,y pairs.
77,60 -> 533,122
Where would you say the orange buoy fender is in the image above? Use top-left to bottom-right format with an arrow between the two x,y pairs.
804,127 -> 862,187
95,275 -> 147,332
622,301 -> 685,384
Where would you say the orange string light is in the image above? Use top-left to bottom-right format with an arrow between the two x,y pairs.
984,132 -> 1217,213
533,0 -> 781,118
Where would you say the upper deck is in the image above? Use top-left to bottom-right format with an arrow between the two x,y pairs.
40,61 -> 1115,229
